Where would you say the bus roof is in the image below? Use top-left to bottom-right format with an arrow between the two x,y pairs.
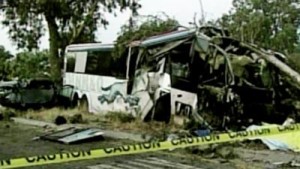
65,43 -> 114,52
130,28 -> 196,47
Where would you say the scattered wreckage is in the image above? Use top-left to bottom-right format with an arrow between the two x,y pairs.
125,26 -> 300,129
38,127 -> 104,144
1,26 -> 300,131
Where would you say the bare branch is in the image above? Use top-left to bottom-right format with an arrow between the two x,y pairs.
69,1 -> 98,44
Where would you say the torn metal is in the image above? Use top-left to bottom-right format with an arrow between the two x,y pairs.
129,26 -> 300,129
246,118 -> 299,152
39,127 -> 104,144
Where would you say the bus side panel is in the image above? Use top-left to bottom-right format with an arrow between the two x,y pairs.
170,88 -> 198,125
65,72 -> 132,114
93,77 -> 128,114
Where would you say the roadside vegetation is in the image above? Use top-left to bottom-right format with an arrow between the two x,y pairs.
0,0 -> 299,81
0,106 -> 181,138
1,1 -> 300,168
0,0 -> 300,134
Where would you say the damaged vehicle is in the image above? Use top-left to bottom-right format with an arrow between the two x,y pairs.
0,78 -> 57,109
63,26 -> 300,130
132,26 -> 300,129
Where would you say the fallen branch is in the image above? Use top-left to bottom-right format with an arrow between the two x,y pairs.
241,43 -> 300,88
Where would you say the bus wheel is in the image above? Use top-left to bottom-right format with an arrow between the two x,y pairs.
70,94 -> 79,108
79,95 -> 89,113
153,93 -> 171,123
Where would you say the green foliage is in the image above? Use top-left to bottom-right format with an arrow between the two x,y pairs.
7,50 -> 50,79
0,46 -> 13,81
2,0 -> 141,50
287,53 -> 300,73
105,112 -> 135,123
294,43 -> 300,53
2,0 -> 141,83
218,0 -> 300,53
113,14 -> 180,58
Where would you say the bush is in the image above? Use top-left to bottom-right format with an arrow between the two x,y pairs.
287,53 -> 300,73
105,112 -> 135,123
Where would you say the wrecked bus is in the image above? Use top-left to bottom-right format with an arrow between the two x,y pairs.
63,29 -> 196,122
64,26 -> 300,129
125,26 -> 300,129
63,42 -> 171,121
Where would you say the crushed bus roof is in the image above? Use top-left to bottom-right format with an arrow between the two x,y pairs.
65,43 -> 114,52
130,28 -> 196,48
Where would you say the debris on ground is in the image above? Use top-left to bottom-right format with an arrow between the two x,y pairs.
282,117 -> 296,126
193,129 -> 211,137
39,127 -> 104,144
166,134 -> 180,151
273,160 -> 300,168
12,117 -> 56,128
54,115 -> 67,125
186,144 -> 236,160
215,146 -> 235,159
69,113 -> 84,124
290,161 -> 300,167
239,139 -> 269,150
246,121 -> 300,152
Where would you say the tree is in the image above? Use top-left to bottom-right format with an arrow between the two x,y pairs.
114,14 -> 180,58
2,0 -> 141,83
217,0 -> 300,53
0,46 -> 13,81
8,50 -> 50,79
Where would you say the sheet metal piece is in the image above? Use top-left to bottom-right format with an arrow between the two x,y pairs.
58,128 -> 104,144
40,127 -> 104,144
247,124 -> 300,152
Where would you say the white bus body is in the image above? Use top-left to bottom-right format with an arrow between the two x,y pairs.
63,43 -> 131,114
63,42 -> 171,119
63,28 -> 198,122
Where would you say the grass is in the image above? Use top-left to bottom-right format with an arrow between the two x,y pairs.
18,107 -> 104,123
1,106 -> 183,136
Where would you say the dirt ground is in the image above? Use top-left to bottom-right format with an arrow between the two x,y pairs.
0,121 -> 251,169
1,121 -> 300,169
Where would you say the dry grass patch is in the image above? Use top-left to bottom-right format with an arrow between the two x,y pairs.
0,107 -> 17,120
13,107 -> 105,124
6,107 -> 183,135
105,112 -> 182,136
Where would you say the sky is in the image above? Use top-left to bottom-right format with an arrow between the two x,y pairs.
0,0 -> 233,54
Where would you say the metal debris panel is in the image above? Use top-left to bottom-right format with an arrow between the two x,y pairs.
58,128 -> 104,144
40,127 -> 104,144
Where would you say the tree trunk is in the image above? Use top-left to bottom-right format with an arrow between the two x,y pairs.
243,43 -> 300,87
45,15 -> 62,85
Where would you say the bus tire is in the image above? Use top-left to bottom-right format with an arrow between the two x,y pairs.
79,95 -> 89,113
70,93 -> 79,108
153,93 -> 171,123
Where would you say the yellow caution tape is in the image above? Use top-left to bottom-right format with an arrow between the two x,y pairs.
1,123 -> 300,169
